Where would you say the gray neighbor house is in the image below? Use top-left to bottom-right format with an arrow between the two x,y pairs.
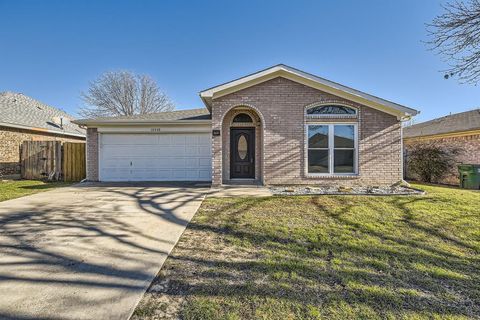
0,92 -> 85,179
74,65 -> 419,186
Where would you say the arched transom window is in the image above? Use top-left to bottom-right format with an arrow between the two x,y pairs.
232,113 -> 253,123
306,104 -> 357,116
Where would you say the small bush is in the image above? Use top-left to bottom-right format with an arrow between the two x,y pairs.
406,143 -> 460,183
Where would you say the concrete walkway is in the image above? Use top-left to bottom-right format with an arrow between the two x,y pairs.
0,182 -> 208,320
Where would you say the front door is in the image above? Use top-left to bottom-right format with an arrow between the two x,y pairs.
230,128 -> 255,179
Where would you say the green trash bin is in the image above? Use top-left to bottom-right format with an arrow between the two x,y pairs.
458,164 -> 480,189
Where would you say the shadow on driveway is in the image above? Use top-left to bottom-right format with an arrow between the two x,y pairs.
0,182 -> 209,320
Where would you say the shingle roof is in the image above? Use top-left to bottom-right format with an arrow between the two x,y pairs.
74,108 -> 211,125
403,109 -> 480,138
0,92 -> 85,137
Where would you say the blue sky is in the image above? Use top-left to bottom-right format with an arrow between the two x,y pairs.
0,0 -> 477,123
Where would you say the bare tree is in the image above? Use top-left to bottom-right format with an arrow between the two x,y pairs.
427,0 -> 480,83
79,71 -> 174,118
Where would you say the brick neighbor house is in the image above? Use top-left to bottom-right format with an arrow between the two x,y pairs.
404,109 -> 480,185
74,65 -> 419,186
0,92 -> 85,178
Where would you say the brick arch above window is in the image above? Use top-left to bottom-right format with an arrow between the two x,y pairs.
221,104 -> 266,129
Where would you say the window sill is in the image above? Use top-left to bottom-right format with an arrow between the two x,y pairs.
305,174 -> 360,179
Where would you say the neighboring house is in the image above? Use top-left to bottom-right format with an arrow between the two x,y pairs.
74,64 -> 418,186
403,109 -> 480,185
0,92 -> 86,178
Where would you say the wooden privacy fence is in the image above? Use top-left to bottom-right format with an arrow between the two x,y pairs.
62,142 -> 86,182
21,141 -> 86,181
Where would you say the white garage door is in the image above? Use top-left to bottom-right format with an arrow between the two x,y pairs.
99,133 -> 211,181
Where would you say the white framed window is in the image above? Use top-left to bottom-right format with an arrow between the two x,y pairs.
306,123 -> 358,175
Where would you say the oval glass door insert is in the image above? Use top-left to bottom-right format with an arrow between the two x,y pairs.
238,134 -> 248,160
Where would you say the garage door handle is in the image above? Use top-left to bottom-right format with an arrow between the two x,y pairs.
130,161 -> 132,166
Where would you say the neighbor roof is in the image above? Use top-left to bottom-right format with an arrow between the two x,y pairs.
0,92 -> 85,137
200,64 -> 419,119
404,109 -> 480,139
73,108 -> 211,126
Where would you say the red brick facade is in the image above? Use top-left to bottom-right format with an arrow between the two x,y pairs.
0,126 -> 84,177
404,133 -> 480,185
211,77 -> 402,186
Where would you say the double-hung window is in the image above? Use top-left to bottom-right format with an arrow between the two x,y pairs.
307,124 -> 357,175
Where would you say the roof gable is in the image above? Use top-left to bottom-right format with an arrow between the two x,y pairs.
200,64 -> 419,119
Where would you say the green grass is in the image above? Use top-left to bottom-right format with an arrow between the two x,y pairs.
133,184 -> 480,320
0,180 -> 71,202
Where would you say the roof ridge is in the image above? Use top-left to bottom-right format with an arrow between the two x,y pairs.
403,108 -> 480,138
407,108 -> 480,129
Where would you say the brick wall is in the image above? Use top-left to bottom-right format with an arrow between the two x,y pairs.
0,126 -> 84,176
211,77 -> 402,186
86,128 -> 99,181
404,134 -> 480,185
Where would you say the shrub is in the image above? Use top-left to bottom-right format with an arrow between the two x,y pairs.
406,143 -> 460,183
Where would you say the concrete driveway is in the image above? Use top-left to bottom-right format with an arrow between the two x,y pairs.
0,182 -> 209,320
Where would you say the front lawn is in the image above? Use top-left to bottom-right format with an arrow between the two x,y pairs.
0,180 -> 71,202
133,184 -> 480,320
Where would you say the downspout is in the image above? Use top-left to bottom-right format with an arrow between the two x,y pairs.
399,114 -> 412,185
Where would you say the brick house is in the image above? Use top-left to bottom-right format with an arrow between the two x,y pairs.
404,109 -> 480,185
74,65 -> 418,186
0,92 -> 85,178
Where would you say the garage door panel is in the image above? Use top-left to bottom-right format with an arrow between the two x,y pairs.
102,145 -> 130,156
185,146 -> 211,157
198,169 -> 211,180
170,146 -> 187,156
102,134 -> 157,145
102,158 -> 131,168
137,147 -> 161,157
101,168 -> 130,181
104,145 -> 158,156
199,146 -> 211,156
185,170 -> 201,179
157,135 -> 172,144
100,133 -> 211,181
199,158 -> 211,167
171,135 -> 187,144
131,169 -> 150,180
185,158 -> 198,167
171,158 -> 186,168
185,147 -> 200,156
132,158 -> 159,168
197,134 -> 210,144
